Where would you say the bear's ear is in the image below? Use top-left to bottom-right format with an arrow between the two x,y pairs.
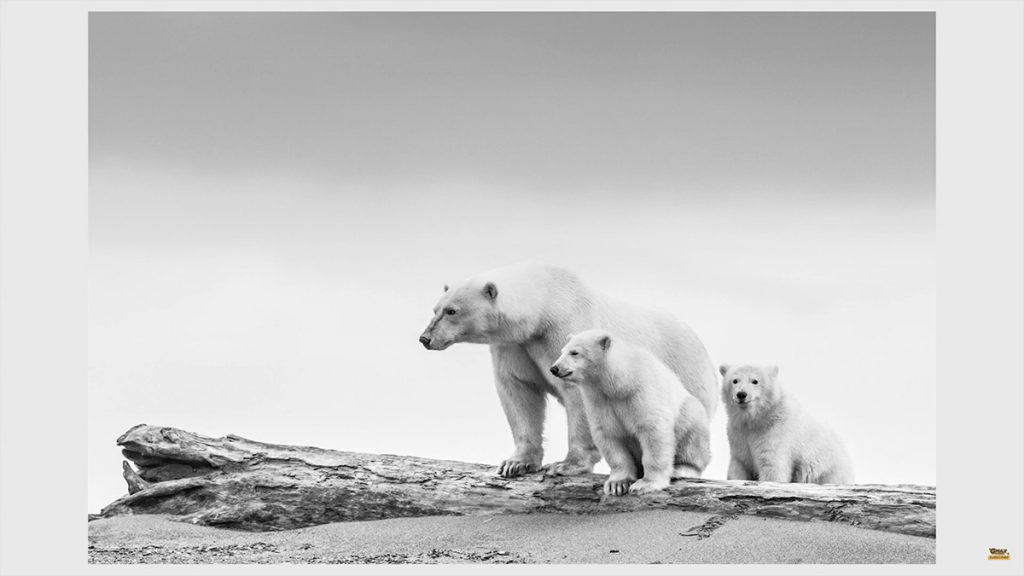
482,282 -> 498,301
598,334 -> 612,351
565,333 -> 575,342
443,284 -> 449,292
768,365 -> 779,379
719,364 -> 731,376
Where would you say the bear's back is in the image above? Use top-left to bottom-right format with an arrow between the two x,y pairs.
592,292 -> 718,416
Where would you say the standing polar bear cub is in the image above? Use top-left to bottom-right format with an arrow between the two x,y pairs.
721,364 -> 854,485
550,330 -> 711,495
419,262 -> 718,478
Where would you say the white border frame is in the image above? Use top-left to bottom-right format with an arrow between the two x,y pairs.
1,1 -> 1021,575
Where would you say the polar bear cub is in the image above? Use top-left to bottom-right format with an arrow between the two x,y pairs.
721,364 -> 854,485
550,329 -> 711,495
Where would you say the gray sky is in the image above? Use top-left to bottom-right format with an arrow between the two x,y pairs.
89,12 -> 935,511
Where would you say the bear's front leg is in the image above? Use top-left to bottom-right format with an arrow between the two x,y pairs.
544,386 -> 601,476
492,345 -> 546,478
594,429 -> 638,496
629,426 -> 675,495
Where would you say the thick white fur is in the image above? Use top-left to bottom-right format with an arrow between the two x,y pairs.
721,364 -> 854,485
420,262 -> 718,478
551,330 -> 711,495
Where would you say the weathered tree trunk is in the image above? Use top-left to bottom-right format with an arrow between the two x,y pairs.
98,424 -> 935,538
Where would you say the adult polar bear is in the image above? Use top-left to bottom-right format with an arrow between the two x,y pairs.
419,262 -> 718,478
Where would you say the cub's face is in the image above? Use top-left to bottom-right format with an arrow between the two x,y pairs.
550,330 -> 611,385
419,281 -> 500,350
720,364 -> 779,412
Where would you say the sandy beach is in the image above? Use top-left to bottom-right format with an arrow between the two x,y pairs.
89,511 -> 935,564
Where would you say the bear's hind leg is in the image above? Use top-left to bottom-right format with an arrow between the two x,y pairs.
726,458 -> 753,481
814,464 -> 854,485
673,398 -> 711,478
629,420 -> 677,495
673,464 -> 703,479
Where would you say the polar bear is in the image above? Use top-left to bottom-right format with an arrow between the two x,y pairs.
419,262 -> 718,477
721,363 -> 854,484
550,330 -> 711,495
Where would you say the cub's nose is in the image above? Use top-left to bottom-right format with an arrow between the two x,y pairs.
418,335 -> 431,348
550,366 -> 572,378
736,391 -> 748,401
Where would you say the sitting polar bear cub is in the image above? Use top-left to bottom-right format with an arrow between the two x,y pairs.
550,329 -> 711,495
721,364 -> 854,485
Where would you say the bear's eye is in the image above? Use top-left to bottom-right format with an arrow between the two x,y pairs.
752,379 -> 759,385
444,308 -> 457,316
569,350 -> 579,357
732,379 -> 739,384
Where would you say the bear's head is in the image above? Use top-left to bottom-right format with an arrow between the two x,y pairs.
549,329 -> 613,385
418,280 -> 502,350
719,363 -> 781,417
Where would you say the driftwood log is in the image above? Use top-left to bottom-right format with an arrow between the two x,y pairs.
98,424 -> 935,538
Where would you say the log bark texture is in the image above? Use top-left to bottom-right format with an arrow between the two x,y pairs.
98,424 -> 935,538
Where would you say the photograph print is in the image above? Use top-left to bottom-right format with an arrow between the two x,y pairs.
88,11 -> 936,565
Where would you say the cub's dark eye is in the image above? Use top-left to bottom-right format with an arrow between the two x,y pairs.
444,308 -> 457,316
752,379 -> 759,385
732,379 -> 739,384
569,351 -> 579,356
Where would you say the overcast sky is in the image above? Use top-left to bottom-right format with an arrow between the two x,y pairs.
89,12 -> 935,511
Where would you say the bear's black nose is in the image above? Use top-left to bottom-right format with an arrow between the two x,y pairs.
419,335 -> 431,348
549,366 -> 560,376
736,391 -> 748,401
